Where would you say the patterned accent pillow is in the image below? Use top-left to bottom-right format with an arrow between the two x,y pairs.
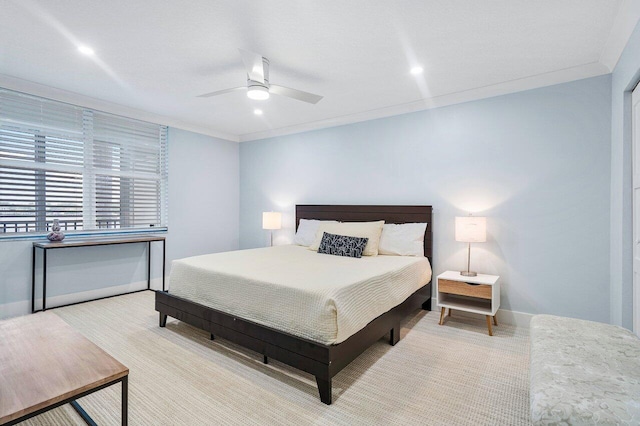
317,232 -> 369,258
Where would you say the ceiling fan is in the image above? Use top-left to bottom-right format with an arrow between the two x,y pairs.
197,49 -> 323,104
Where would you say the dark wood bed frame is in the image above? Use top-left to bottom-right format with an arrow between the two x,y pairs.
155,205 -> 433,404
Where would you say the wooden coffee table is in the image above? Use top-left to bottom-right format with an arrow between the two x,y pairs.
0,312 -> 128,425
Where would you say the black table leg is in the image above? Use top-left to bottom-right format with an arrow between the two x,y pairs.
147,241 -> 151,290
42,248 -> 47,312
31,246 -> 36,313
122,375 -> 128,426
162,239 -> 166,291
70,401 -> 98,426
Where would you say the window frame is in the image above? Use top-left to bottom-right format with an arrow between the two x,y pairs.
0,88 -> 168,240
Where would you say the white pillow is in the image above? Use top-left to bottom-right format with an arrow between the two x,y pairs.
378,223 -> 428,256
309,221 -> 385,256
294,219 -> 338,247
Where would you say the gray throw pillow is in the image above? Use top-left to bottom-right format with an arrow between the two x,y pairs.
317,232 -> 369,258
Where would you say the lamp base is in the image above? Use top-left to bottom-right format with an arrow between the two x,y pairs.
460,271 -> 478,277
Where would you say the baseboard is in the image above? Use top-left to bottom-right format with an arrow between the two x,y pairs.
0,276 -> 168,320
430,296 -> 533,329
0,299 -> 32,320
493,308 -> 534,328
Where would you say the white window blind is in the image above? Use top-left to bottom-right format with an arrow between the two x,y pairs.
0,88 -> 168,237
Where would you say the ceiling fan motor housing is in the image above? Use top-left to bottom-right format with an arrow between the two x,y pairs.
247,80 -> 269,90
246,57 -> 270,99
247,57 -> 270,87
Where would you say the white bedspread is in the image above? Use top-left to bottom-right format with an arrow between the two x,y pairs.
169,245 -> 432,344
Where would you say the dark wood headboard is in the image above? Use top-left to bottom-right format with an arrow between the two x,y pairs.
295,205 -> 433,262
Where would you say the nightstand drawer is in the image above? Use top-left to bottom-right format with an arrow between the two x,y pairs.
439,279 -> 492,300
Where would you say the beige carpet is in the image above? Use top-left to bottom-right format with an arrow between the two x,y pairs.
18,291 -> 531,425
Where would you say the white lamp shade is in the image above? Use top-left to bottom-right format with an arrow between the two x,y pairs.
455,216 -> 487,243
262,212 -> 282,230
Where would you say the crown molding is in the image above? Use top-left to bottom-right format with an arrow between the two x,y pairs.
599,0 -> 640,71
0,58 -> 613,145
238,61 -> 610,142
0,73 -> 239,142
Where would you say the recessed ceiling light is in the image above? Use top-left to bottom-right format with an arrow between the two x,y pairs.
410,66 -> 424,75
77,45 -> 95,56
254,109 -> 263,116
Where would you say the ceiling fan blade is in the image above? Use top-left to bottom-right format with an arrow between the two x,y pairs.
269,84 -> 323,104
239,49 -> 265,83
197,87 -> 246,98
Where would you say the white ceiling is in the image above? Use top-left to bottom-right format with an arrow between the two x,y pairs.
0,0 -> 636,142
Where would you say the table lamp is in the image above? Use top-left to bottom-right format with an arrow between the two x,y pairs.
455,216 -> 487,277
262,211 -> 282,247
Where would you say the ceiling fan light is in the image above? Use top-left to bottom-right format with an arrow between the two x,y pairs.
247,86 -> 270,100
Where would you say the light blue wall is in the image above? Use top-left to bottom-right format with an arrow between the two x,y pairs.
240,75 -> 612,322
165,128 -> 239,261
610,19 -> 640,329
0,127 -> 239,318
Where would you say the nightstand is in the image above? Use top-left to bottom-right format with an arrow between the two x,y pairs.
436,271 -> 500,336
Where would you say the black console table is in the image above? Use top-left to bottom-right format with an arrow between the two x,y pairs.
31,235 -> 166,313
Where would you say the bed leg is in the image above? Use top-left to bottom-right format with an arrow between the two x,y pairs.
263,355 -> 268,364
390,322 -> 401,346
159,313 -> 167,327
422,297 -> 432,311
315,377 -> 332,405
210,333 -> 215,340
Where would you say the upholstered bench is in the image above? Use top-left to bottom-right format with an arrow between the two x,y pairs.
530,315 -> 640,425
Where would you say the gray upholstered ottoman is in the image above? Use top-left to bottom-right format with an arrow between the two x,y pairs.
530,315 -> 640,425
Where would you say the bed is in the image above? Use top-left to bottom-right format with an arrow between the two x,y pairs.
155,205 -> 433,404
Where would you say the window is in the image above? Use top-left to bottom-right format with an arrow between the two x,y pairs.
0,88 -> 168,237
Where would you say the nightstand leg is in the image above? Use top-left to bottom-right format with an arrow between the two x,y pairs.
439,307 -> 445,325
493,315 -> 498,326
486,315 -> 493,336
448,309 -> 452,317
